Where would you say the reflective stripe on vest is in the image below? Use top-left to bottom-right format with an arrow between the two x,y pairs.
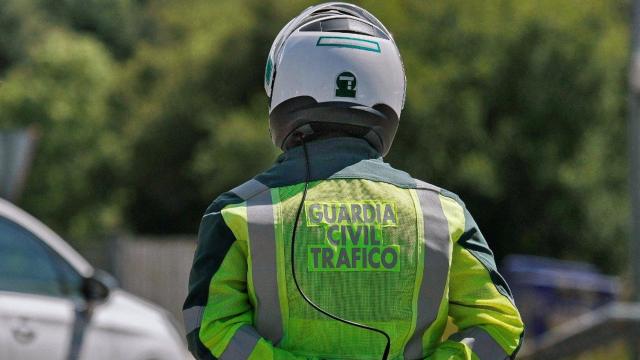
231,178 -> 269,201
404,182 -> 452,359
183,305 -> 204,335
449,327 -> 509,360
219,325 -> 261,360
246,187 -> 284,344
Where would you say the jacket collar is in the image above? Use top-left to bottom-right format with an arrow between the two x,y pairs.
278,136 -> 381,165
254,136 -> 417,188
257,137 -> 382,185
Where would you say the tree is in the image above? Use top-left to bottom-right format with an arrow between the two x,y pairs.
0,29 -> 125,242
0,0 -> 630,274
381,0 -> 629,272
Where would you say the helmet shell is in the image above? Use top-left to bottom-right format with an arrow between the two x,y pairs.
265,3 -> 406,155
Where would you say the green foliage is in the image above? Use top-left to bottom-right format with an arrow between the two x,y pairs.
0,0 -> 47,72
380,0 -> 630,272
0,28 -> 126,241
39,0 -> 141,59
0,0 -> 630,273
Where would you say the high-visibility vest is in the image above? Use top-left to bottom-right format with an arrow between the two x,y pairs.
183,138 -> 524,360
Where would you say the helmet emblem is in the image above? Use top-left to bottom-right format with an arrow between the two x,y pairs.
335,72 -> 357,98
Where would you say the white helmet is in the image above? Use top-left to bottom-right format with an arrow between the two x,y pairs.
264,2 -> 406,156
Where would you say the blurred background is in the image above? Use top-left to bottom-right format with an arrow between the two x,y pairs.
0,0 -> 636,358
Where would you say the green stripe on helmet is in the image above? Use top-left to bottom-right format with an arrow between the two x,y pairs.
316,36 -> 381,53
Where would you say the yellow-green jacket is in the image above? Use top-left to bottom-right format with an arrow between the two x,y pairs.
183,137 -> 524,359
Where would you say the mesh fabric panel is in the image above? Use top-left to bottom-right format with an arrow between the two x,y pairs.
276,179 -> 420,358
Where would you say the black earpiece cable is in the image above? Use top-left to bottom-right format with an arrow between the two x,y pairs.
289,136 -> 391,360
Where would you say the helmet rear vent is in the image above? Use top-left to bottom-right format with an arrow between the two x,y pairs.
300,18 -> 389,39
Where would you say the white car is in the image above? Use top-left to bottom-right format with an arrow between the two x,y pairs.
0,198 -> 190,360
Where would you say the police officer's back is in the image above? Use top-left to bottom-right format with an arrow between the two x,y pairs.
184,3 -> 524,359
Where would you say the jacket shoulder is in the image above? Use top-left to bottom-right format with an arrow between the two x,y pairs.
412,178 -> 466,208
203,178 -> 270,217
227,178 -> 270,201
